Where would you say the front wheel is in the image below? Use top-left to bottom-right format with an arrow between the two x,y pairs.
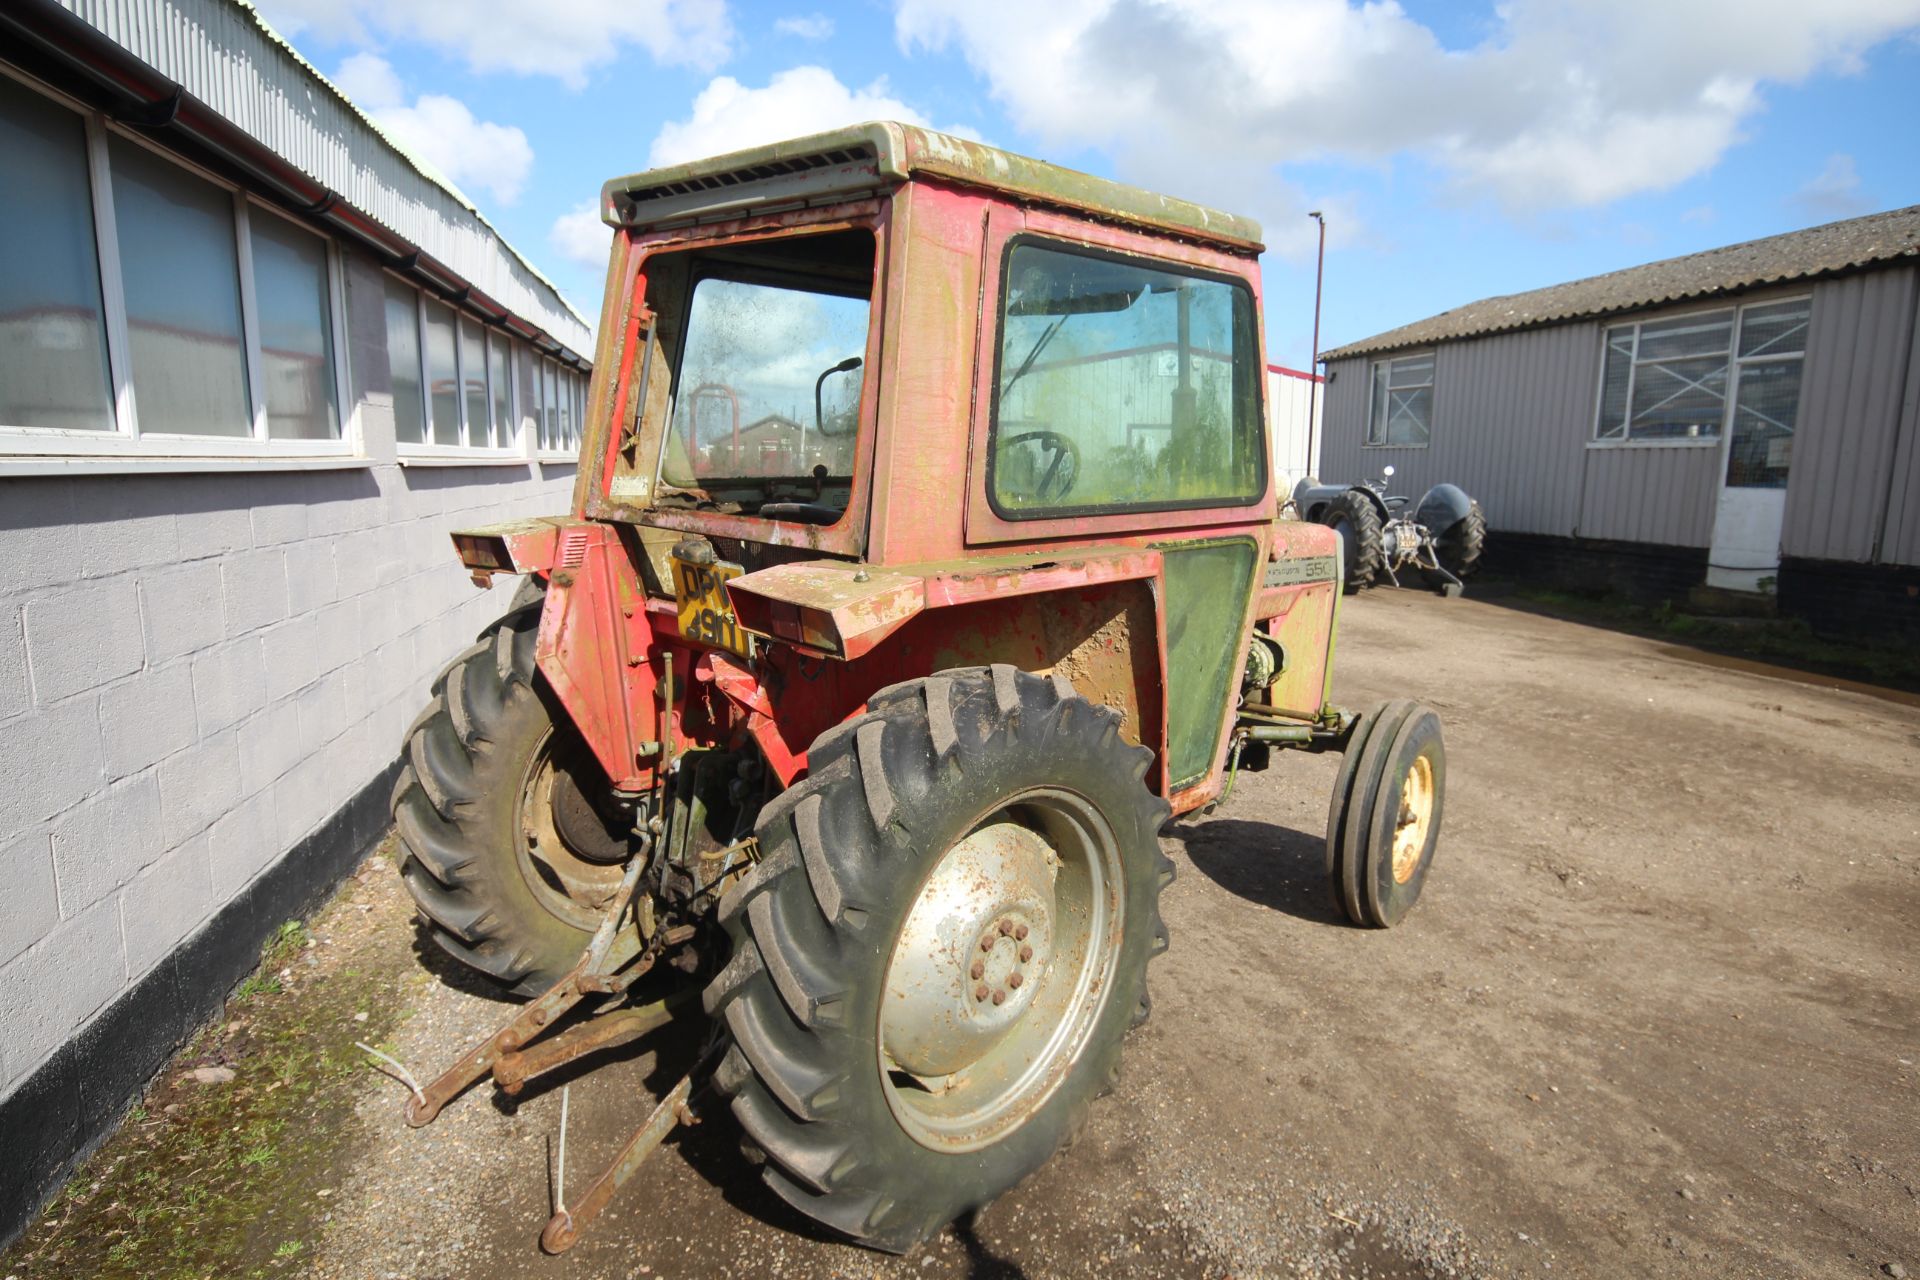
704,666 -> 1172,1251
1324,700 -> 1446,927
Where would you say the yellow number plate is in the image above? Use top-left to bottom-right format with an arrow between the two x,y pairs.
671,556 -> 752,657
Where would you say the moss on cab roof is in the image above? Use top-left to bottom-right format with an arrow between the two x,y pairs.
601,122 -> 1264,254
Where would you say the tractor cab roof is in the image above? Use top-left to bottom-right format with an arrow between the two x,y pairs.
599,122 -> 1264,254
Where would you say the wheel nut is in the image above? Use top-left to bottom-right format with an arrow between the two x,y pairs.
974,984 -> 989,1002
1018,945 -> 1033,963
1014,923 -> 1029,941
980,936 -> 995,953
991,989 -> 1006,1005
1007,972 -> 1023,990
970,959 -> 985,980
998,919 -> 1014,936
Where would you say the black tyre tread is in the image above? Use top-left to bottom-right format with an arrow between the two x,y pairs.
394,587 -> 595,995
1324,490 -> 1384,592
1438,501 -> 1487,578
1336,699 -> 1418,927
707,666 -> 1171,1253
1361,707 -> 1446,928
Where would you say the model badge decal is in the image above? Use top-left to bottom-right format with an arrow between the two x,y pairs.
1264,556 -> 1336,587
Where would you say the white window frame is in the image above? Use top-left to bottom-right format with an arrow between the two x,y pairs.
1363,350 -> 1435,448
392,275 -> 535,466
1588,295 -> 1811,450
0,67 -> 362,473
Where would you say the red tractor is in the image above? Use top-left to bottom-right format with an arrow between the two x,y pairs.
385,123 -> 1447,1254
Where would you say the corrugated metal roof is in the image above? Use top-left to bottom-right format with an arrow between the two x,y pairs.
59,0 -> 593,356
1323,204 -> 1920,361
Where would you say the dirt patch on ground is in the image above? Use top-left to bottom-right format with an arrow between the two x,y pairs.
7,589 -> 1919,1279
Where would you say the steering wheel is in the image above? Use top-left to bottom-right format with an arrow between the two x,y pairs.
1003,430 -> 1080,501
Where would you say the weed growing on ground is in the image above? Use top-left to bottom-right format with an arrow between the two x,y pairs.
0,845 -> 414,1280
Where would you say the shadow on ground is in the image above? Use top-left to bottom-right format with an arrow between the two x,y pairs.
1165,818 -> 1348,928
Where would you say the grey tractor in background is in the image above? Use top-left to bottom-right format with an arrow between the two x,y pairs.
1291,467 -> 1487,595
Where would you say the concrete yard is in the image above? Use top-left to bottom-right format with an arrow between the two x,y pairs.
9,589 -> 1918,1279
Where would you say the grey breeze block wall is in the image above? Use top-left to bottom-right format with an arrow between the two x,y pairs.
0,248 -> 578,1115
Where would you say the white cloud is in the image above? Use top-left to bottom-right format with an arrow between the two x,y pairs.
649,66 -> 971,167
1793,153 -> 1870,220
551,200 -> 614,271
775,13 -> 835,40
332,55 -> 534,205
260,0 -> 731,87
332,50 -> 405,109
894,0 -> 1920,242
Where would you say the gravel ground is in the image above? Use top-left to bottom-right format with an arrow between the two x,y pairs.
36,587 -> 1920,1279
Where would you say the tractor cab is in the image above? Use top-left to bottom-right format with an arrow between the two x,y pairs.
415,124 -> 1446,1257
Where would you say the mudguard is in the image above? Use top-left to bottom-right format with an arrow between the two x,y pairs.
1414,483 -> 1475,537
1291,478 -> 1389,522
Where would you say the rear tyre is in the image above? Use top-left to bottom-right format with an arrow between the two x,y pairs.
1321,490 -> 1384,592
705,666 -> 1172,1252
393,587 -> 635,995
1436,500 -> 1487,579
1325,700 -> 1445,928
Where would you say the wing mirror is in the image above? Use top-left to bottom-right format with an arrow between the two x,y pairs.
814,356 -> 864,438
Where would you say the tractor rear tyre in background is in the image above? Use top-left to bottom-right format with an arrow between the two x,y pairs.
705,666 -> 1173,1252
393,585 -> 639,996
1325,700 -> 1446,928
1436,500 -> 1487,580
1321,490 -> 1383,593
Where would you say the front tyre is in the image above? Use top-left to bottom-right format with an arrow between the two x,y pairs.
704,666 -> 1173,1252
1325,700 -> 1446,928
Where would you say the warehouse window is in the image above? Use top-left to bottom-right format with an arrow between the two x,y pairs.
0,70 -> 353,463
0,74 -> 114,432
1365,353 -> 1433,446
1594,298 -> 1807,459
384,278 -> 426,441
385,274 -> 523,457
1726,299 -> 1808,487
250,208 -> 340,440
535,355 -> 586,459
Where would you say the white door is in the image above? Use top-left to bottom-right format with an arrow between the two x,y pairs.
1706,487 -> 1786,592
1706,299 -> 1809,593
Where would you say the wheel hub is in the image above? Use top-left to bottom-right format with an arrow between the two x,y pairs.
880,822 -> 1056,1080
1391,754 -> 1435,883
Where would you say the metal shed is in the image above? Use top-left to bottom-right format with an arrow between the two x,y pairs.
1318,206 -> 1920,631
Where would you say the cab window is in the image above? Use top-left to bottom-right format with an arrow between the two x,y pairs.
655,229 -> 873,524
989,240 -> 1264,518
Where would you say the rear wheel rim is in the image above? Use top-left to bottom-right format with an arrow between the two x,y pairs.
1391,754 -> 1435,883
878,788 -> 1123,1153
517,729 -> 630,930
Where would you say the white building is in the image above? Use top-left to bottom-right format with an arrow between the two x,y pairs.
0,0 -> 597,1240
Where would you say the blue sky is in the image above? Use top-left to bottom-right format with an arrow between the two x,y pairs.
255,0 -> 1920,368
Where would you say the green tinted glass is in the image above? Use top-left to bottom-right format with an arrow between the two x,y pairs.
991,242 -> 1263,517
1160,539 -> 1260,789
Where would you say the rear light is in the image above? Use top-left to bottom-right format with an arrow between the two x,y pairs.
453,533 -> 514,571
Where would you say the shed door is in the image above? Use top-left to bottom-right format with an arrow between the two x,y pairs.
1707,300 -> 1808,592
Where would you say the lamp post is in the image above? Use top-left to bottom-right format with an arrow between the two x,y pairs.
1306,210 -> 1326,478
